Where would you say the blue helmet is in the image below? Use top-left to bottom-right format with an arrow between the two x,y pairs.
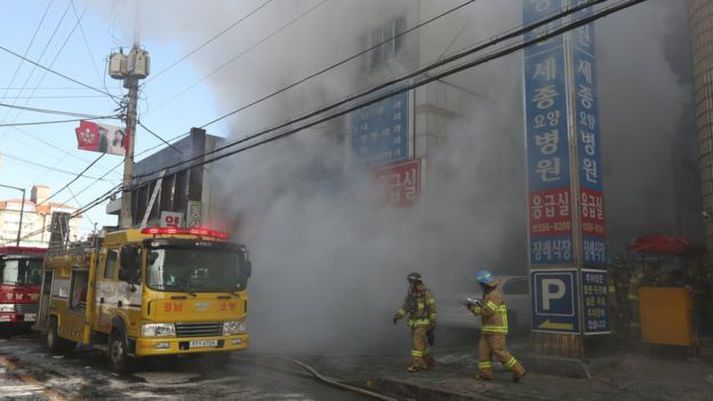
476,269 -> 495,285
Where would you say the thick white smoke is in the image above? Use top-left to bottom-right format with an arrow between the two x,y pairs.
98,0 -> 700,352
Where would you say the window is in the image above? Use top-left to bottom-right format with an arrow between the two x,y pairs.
105,250 -> 118,279
69,270 -> 88,310
503,278 -> 529,295
118,247 -> 141,283
364,15 -> 407,71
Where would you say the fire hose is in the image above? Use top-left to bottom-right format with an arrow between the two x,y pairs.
291,358 -> 399,401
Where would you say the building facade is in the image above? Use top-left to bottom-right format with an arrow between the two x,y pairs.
107,128 -> 230,230
0,185 -> 83,247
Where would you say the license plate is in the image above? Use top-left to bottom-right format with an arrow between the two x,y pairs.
24,314 -> 36,322
189,340 -> 218,348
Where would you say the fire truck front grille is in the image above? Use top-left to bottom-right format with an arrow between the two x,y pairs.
175,322 -> 222,337
15,304 -> 38,314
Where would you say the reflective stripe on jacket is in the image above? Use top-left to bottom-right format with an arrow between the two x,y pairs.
469,288 -> 508,334
396,285 -> 437,327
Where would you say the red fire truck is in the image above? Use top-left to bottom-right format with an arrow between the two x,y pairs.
0,247 -> 45,330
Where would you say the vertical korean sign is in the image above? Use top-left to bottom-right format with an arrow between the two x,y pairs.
523,0 -> 606,267
572,4 -> 606,266
524,0 -> 574,265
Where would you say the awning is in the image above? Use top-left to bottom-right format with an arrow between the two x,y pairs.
627,234 -> 692,256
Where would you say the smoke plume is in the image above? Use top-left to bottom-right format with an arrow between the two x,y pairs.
99,0 -> 701,352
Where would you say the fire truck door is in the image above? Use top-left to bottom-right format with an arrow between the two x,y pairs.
34,270 -> 53,331
94,249 -> 118,333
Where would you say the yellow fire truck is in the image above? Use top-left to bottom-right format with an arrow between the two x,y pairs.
36,226 -> 251,373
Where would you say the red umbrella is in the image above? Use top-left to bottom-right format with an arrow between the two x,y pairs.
627,234 -> 691,256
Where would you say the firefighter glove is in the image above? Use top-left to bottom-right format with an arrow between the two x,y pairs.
393,313 -> 402,324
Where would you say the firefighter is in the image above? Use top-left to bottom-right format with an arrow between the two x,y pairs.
627,263 -> 644,338
393,272 -> 437,373
466,269 -> 526,382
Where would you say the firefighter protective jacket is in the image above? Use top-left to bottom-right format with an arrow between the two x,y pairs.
396,284 -> 437,327
469,286 -> 508,334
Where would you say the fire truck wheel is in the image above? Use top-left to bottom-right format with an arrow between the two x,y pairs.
47,317 -> 75,355
109,327 -> 132,374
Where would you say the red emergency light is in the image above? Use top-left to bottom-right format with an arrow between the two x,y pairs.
140,227 -> 229,240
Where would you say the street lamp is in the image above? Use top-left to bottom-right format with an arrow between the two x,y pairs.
0,184 -> 25,246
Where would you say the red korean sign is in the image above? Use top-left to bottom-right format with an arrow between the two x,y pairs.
373,159 -> 422,208
580,189 -> 605,237
75,120 -> 129,156
529,188 -> 572,236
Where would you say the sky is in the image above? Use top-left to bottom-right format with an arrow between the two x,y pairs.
0,0 -> 224,235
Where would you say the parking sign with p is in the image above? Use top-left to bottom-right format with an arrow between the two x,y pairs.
531,269 -> 579,333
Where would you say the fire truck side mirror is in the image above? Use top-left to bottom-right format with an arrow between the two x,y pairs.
245,261 -> 252,279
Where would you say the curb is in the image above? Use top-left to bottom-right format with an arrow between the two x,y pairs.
519,353 -> 591,379
357,378 -> 501,401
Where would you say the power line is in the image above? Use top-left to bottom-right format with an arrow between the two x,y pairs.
10,125 -> 123,178
144,0 -> 275,84
146,0 -> 329,115
0,115 -> 119,128
135,0 -> 476,157
0,0 -> 73,142
64,159 -> 124,200
133,0 -> 639,184
137,121 -> 183,154
0,0 -> 54,104
0,87 -> 122,91
5,0 -> 107,127
2,152 -> 118,181
0,95 -> 105,99
70,0 -> 102,88
0,102 -> 118,119
197,0 -> 477,131
66,186 -> 95,228
0,44 -> 117,98
41,0 -> 645,230
35,153 -> 106,207
3,182 -> 122,246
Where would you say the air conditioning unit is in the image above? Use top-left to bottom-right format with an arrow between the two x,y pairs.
108,50 -> 128,79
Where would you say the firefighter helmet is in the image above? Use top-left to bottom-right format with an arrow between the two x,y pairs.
476,269 -> 496,286
407,272 -> 423,283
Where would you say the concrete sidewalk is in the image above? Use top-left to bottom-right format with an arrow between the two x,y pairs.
303,346 -> 713,401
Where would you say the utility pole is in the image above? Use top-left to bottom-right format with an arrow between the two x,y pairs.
108,46 -> 150,228
120,76 -> 139,229
0,184 -> 25,246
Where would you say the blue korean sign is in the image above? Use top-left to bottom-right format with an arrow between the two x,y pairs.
350,91 -> 410,167
531,269 -> 579,333
581,269 -> 610,334
524,0 -> 574,265
523,0 -> 564,50
572,7 -> 607,266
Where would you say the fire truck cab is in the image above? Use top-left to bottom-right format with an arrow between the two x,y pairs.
37,227 -> 251,373
0,247 -> 45,330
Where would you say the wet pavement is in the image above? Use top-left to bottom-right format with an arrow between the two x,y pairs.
0,334 -> 372,401
302,342 -> 713,401
2,330 -> 713,400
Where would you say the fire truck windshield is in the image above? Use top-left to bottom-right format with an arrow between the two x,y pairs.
146,248 -> 245,293
1,258 -> 42,286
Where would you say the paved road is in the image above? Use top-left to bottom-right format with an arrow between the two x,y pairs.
0,334 -> 372,401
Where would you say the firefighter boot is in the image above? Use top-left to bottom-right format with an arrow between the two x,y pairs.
508,359 -> 526,383
476,361 -> 494,380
